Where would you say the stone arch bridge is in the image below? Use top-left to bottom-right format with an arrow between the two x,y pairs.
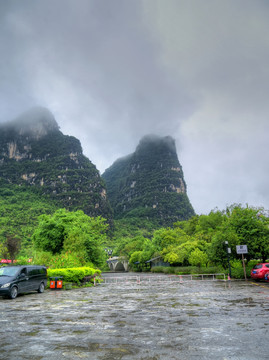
106,257 -> 129,272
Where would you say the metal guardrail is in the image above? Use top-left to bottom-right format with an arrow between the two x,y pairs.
102,273 -> 226,284
170,273 -> 226,281
102,276 -> 138,284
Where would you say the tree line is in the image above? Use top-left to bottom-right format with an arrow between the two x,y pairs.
113,204 -> 269,271
0,201 -> 268,272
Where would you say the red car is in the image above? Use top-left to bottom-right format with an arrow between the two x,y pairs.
251,263 -> 269,280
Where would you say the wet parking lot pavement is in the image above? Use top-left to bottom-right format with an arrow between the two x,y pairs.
0,274 -> 268,360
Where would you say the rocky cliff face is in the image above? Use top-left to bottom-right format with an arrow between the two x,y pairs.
0,107 -> 112,220
102,135 -> 195,225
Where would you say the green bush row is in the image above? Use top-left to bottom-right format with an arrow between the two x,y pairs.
151,265 -> 224,275
47,266 -> 101,284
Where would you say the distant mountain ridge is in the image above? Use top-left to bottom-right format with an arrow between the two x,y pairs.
0,107 -> 112,220
102,135 -> 195,226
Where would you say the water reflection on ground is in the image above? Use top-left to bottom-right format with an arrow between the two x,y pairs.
0,272 -> 268,359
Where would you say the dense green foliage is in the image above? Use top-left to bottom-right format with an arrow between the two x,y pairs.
103,135 -> 195,226
24,250 -> 88,268
32,209 -> 108,267
112,204 -> 269,276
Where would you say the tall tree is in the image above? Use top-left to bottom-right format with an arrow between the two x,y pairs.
227,205 -> 269,262
32,209 -> 108,267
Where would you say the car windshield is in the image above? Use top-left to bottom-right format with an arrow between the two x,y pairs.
253,264 -> 262,269
0,266 -> 20,277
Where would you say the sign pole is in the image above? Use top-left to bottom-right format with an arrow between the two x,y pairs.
236,245 -> 248,281
242,254 -> 247,281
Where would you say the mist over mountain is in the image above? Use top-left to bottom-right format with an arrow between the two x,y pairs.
0,108 -> 195,230
0,107 -> 112,220
102,135 -> 195,226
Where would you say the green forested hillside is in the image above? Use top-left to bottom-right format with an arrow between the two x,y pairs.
0,180 -> 57,255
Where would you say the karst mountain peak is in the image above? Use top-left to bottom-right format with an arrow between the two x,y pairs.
103,133 -> 195,226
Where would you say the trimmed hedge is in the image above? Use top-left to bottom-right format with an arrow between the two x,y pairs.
47,266 -> 101,284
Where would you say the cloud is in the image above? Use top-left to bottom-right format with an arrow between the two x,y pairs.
0,1 -> 195,166
0,0 -> 269,214
143,0 -> 269,213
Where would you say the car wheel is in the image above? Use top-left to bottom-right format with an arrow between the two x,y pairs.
38,282 -> 45,293
9,286 -> 18,299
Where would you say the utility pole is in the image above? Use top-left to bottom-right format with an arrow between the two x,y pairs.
225,241 -> 232,280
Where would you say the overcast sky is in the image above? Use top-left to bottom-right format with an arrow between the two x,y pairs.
0,0 -> 269,215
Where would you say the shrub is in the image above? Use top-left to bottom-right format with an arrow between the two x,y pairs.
175,266 -> 198,274
161,267 -> 177,274
230,259 -> 256,279
45,251 -> 88,269
47,266 -> 101,284
27,250 -> 91,269
230,260 -> 245,279
188,249 -> 208,268
14,257 -> 33,265
197,266 -> 224,274
30,250 -> 54,266
151,266 -> 165,273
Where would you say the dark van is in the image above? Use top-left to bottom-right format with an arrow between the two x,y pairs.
0,265 -> 47,299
